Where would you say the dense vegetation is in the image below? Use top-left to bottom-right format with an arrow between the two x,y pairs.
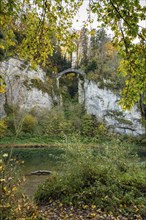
1,94 -> 146,219
1,138 -> 146,219
35,141 -> 146,218
1,0 -> 146,109
0,0 -> 146,219
0,154 -> 41,220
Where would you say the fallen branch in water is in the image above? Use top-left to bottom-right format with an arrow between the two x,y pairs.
29,170 -> 52,175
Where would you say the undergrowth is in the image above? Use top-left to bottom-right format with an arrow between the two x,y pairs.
0,154 -> 43,220
35,141 -> 146,218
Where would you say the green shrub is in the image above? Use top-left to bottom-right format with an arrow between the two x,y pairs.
22,114 -> 38,133
35,141 -> 146,217
81,114 -> 95,136
6,115 -> 15,133
0,119 -> 7,137
0,153 -> 42,220
37,107 -> 71,136
63,103 -> 83,133
81,114 -> 108,138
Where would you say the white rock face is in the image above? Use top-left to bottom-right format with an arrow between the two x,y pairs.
0,58 -> 145,136
0,58 -> 52,116
83,79 -> 145,135
24,88 -> 52,110
0,93 -> 6,118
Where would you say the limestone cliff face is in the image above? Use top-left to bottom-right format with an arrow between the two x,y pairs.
0,93 -> 6,118
82,79 -> 145,136
0,58 -> 145,136
0,58 -> 52,117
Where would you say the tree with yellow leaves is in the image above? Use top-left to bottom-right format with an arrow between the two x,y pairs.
0,0 -> 146,113
89,0 -> 146,114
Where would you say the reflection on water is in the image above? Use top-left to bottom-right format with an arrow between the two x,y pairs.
1,146 -> 145,198
9,147 -> 65,197
22,175 -> 50,197
21,160 -> 61,197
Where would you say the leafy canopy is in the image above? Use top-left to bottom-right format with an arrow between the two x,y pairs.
0,0 -> 146,109
89,0 -> 146,109
0,0 -> 83,67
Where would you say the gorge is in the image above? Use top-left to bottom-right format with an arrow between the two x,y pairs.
0,58 -> 145,136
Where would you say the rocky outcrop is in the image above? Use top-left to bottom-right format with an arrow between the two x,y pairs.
0,58 -> 52,118
0,93 -> 6,118
0,58 -> 145,136
83,79 -> 145,136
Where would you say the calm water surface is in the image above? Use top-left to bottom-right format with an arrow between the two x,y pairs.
1,146 -> 145,198
11,147 -> 65,197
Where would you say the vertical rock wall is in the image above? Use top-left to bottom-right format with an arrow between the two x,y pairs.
0,58 -> 52,117
1,58 -> 145,136
83,79 -> 145,135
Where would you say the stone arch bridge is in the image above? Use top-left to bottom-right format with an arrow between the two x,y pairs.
57,68 -> 85,79
56,68 -> 85,105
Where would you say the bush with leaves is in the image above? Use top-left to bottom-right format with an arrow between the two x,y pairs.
22,113 -> 38,133
37,107 -> 71,137
80,114 -> 108,139
35,141 -> 146,218
0,153 -> 42,220
0,119 -> 7,138
80,114 -> 96,137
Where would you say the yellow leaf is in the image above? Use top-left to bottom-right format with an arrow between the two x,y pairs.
12,186 -> 17,191
90,212 -> 96,217
0,86 -> 5,93
91,204 -> 96,209
0,45 -> 4,49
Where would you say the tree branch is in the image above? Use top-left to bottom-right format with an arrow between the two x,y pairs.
109,0 -> 145,41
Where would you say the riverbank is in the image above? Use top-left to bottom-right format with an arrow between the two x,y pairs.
34,141 -> 146,219
1,138 -> 146,219
0,133 -> 145,148
1,137 -> 146,164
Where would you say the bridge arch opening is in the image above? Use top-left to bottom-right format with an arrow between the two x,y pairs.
56,69 -> 85,106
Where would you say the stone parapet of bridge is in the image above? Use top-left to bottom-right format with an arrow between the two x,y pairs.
57,68 -> 85,79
